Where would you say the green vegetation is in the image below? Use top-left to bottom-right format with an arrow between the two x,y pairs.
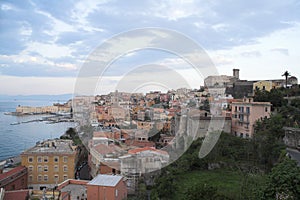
150,133 -> 271,200
148,87 -> 300,200
261,158 -> 300,199
60,127 -> 82,145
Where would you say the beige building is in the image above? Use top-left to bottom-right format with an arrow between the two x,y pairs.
16,105 -> 71,114
231,98 -> 271,138
21,139 -> 78,190
253,80 -> 274,92
136,121 -> 154,130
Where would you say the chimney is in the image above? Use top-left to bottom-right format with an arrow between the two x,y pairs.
233,69 -> 240,79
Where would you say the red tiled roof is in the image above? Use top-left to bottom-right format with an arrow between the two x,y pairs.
0,166 -> 26,180
94,144 -> 122,155
128,147 -> 168,155
129,140 -> 155,148
4,189 -> 29,200
100,161 -> 120,170
93,131 -> 112,138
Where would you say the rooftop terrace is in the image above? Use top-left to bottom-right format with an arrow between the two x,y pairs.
22,139 -> 76,155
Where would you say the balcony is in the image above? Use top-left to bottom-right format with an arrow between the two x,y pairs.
233,110 -> 250,115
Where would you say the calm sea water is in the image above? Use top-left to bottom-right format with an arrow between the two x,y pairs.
0,99 -> 75,161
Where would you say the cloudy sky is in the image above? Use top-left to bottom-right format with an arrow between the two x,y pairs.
0,0 -> 300,95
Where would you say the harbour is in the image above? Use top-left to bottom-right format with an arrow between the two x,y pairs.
0,99 -> 75,161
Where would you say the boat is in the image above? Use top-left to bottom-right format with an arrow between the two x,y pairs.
10,122 -> 21,125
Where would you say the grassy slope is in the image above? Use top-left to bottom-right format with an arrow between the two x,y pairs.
172,169 -> 265,200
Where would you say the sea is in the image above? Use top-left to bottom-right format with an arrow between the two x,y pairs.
0,99 -> 75,161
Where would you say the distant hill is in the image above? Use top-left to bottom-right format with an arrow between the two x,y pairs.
0,94 -> 73,101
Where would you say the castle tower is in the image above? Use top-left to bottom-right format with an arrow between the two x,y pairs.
233,69 -> 240,79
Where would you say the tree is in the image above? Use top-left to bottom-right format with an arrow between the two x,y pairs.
261,158 -> 300,199
66,127 -> 76,139
254,88 -> 287,110
282,70 -> 291,88
183,184 -> 230,200
200,99 -> 210,112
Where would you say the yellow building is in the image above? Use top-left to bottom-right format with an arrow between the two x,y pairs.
21,139 -> 78,190
253,80 -> 274,92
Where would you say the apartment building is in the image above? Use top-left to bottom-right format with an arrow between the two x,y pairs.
20,139 -> 78,190
231,98 -> 271,138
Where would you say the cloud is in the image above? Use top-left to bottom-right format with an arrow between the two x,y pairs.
148,0 -> 211,21
0,53 -> 78,77
1,3 -> 16,11
24,42 -> 74,58
270,48 -> 289,56
1,0 -> 300,94
70,0 -> 107,32
0,75 -> 76,95
240,51 -> 262,57
34,9 -> 76,38
210,54 -> 234,66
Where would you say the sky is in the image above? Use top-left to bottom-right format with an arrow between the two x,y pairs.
0,0 -> 300,95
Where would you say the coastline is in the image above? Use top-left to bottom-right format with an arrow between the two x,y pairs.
0,155 -> 21,171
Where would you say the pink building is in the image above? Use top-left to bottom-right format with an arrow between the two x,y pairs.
87,174 -> 127,200
231,98 -> 271,138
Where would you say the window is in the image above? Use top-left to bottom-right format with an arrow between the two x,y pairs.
63,165 -> 68,172
37,156 -> 42,163
63,175 -> 68,181
44,175 -> 48,182
44,165 -> 48,172
63,156 -> 68,163
240,133 -> 244,138
245,124 -> 249,129
262,86 -> 266,90
54,165 -> 58,172
29,175 -> 33,182
115,189 -> 118,197
246,134 -> 249,138
38,165 -> 42,172
54,156 -> 59,162
28,165 -> 33,172
43,156 -> 48,162
28,157 -> 33,163
246,107 -> 250,114
38,175 -> 42,182
265,107 -> 268,112
54,175 -> 59,182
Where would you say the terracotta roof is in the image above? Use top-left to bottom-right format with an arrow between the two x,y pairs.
0,166 -> 26,180
93,144 -> 122,155
4,189 -> 29,200
93,131 -> 112,138
100,161 -> 120,170
128,147 -> 168,155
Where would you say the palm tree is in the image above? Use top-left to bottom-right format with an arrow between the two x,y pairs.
282,70 -> 290,88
